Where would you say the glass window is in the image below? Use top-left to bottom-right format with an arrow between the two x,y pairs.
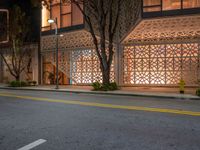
41,1 -> 83,31
143,0 -> 200,13
51,4 -> 61,28
42,4 -> 50,31
72,4 -> 83,25
143,0 -> 161,12
143,0 -> 161,6
163,0 -> 181,10
62,14 -> 72,27
61,2 -> 72,27
143,6 -> 161,12
51,0 -> 60,5
183,0 -> 200,8
61,3 -> 71,14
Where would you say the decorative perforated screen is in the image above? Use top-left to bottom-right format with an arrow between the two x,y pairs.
42,49 -> 115,85
71,49 -> 115,84
42,51 -> 71,85
123,43 -> 200,86
123,15 -> 200,45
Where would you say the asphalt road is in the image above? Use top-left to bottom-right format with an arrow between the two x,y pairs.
0,89 -> 200,150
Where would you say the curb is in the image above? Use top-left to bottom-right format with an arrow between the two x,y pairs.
0,86 -> 199,100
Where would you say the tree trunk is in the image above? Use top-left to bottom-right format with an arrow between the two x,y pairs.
102,66 -> 110,84
15,75 -> 20,81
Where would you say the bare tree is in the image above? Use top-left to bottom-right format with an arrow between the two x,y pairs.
33,0 -> 140,84
70,0 -> 122,84
0,5 -> 32,81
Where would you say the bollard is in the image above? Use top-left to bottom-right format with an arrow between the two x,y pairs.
179,79 -> 185,94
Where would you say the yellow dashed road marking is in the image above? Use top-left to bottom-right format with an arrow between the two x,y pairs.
0,93 -> 200,116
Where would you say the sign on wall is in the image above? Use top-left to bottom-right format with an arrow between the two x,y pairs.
0,9 -> 9,43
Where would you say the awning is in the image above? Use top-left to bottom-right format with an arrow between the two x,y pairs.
123,15 -> 200,45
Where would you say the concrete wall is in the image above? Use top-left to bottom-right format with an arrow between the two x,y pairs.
0,56 -> 4,82
0,44 -> 39,84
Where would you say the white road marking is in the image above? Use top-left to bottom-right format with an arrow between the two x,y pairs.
17,139 -> 47,150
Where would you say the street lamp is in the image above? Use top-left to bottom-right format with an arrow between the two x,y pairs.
48,18 -> 59,89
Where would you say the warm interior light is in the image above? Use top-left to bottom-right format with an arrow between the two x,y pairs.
42,5 -> 50,27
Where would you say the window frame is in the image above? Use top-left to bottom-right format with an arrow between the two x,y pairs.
142,0 -> 200,17
42,0 -> 84,31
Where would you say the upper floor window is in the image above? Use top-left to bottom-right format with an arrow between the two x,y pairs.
42,0 -> 83,31
143,0 -> 161,12
143,0 -> 200,12
163,0 -> 181,10
183,0 -> 200,8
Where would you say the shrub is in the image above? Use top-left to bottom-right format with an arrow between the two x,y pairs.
28,81 -> 33,85
109,82 -> 118,91
9,81 -> 21,87
32,81 -> 37,86
20,81 -> 27,87
196,89 -> 200,97
27,81 -> 37,86
101,83 -> 110,91
9,81 -> 27,87
102,82 -> 118,91
92,82 -> 118,91
92,82 -> 102,91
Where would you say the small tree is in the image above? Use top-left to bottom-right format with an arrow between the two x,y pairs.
33,0 -> 140,85
0,5 -> 32,81
70,0 -> 122,84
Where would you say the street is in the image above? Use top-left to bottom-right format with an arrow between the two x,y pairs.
0,89 -> 200,150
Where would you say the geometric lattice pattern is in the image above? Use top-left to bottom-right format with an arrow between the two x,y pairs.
42,48 -> 115,85
41,28 -> 116,85
123,15 -> 200,44
42,51 -> 70,76
42,51 -> 71,84
71,49 -> 115,84
41,30 -> 94,52
123,43 -> 200,86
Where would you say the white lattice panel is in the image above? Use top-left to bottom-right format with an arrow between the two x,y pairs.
41,30 -> 94,51
71,49 -> 115,84
42,48 -> 115,85
123,43 -> 200,86
123,15 -> 200,44
42,51 -> 70,77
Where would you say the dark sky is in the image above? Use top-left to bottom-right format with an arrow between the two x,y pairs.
0,0 -> 41,42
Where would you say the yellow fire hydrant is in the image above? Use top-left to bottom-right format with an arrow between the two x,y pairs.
179,79 -> 185,94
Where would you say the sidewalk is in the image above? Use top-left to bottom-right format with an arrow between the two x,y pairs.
0,84 -> 199,100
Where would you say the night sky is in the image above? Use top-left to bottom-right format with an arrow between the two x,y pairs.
0,0 -> 41,42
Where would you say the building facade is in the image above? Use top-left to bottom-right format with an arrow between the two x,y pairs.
1,0 -> 200,87
0,43 -> 39,83
40,0 -> 138,85
122,0 -> 200,86
0,2 -> 40,84
40,0 -> 200,87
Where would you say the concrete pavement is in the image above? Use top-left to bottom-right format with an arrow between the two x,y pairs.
0,84 -> 199,100
0,89 -> 200,150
